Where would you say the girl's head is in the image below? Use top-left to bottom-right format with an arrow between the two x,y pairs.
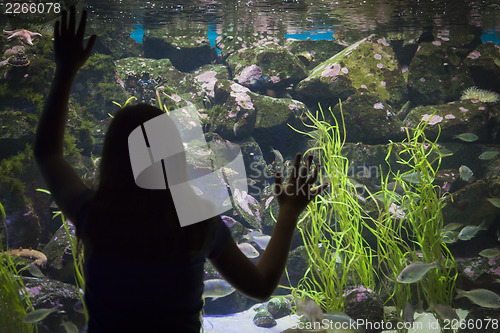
83,104 -> 214,258
98,103 -> 164,194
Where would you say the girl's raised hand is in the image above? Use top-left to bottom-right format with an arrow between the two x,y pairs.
54,6 -> 96,73
274,153 -> 328,216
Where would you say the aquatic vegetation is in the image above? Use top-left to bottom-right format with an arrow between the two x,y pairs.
290,102 -> 376,312
36,189 -> 88,322
371,117 -> 457,325
460,86 -> 500,103
0,201 -> 37,333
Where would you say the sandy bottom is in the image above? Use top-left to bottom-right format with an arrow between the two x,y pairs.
202,304 -> 469,333
202,304 -> 300,333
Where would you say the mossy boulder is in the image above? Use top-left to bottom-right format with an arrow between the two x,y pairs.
91,27 -> 143,59
73,53 -> 127,120
215,33 -> 285,59
404,100 -> 499,143
285,38 -> 346,70
464,42 -> 500,93
330,93 -> 405,144
0,110 -> 37,160
143,24 -> 215,72
407,41 -> 474,106
22,277 -> 85,333
212,79 -> 258,139
226,42 -> 308,92
296,35 -> 407,109
41,222 -> 78,283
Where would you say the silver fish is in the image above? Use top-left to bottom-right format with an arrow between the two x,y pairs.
243,231 -> 271,250
61,320 -> 79,333
295,298 -> 323,323
233,122 -> 239,136
478,151 -> 499,160
454,133 -> 479,142
459,165 -> 473,181
202,279 -> 235,300
237,242 -> 260,258
23,306 -> 62,323
458,220 -> 487,241
397,260 -> 439,284
479,248 -> 500,258
455,288 -> 500,308
428,303 -> 459,322
27,263 -> 46,278
486,197 -> 500,208
403,301 -> 414,324
269,147 -> 284,163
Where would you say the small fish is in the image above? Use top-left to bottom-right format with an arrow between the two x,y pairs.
237,242 -> 260,258
454,133 -> 479,142
202,279 -> 235,300
27,263 -> 46,278
479,248 -> 500,258
61,319 -> 79,333
295,298 -> 323,323
233,122 -> 239,136
428,303 -> 459,322
443,222 -> 465,231
322,312 -> 359,329
459,165 -> 473,181
397,260 -> 439,284
401,172 -> 421,184
486,197 -> 500,208
243,231 -> 271,250
479,151 -> 499,160
455,288 -> 500,308
220,215 -> 238,228
73,299 -> 85,314
441,230 -> 459,244
23,306 -> 61,323
403,301 -> 414,324
458,220 -> 487,241
269,147 -> 284,163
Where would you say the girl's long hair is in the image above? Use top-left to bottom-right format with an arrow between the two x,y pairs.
80,104 -> 214,260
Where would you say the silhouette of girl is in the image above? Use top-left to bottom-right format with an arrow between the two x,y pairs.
34,7 -> 327,332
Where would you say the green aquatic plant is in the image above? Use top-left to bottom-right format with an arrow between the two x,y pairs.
369,118 -> 457,327
110,96 -> 138,117
290,102 -> 376,312
36,189 -> 88,322
0,201 -> 37,333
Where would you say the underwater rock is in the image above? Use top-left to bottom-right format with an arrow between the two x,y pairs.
267,296 -> 292,319
143,25 -> 215,72
407,41 -> 474,106
403,100 -> 500,143
442,178 -> 499,235
90,25 -> 143,59
2,207 -> 40,249
41,222 -> 79,284
253,308 -> 277,328
226,42 -> 307,95
457,305 -> 500,333
216,32 -> 286,60
252,95 -> 308,153
464,42 -> 500,94
211,79 -> 258,139
74,53 -> 128,120
285,39 -> 346,70
331,93 -> 405,144
22,276 -> 85,333
295,35 -> 407,109
344,286 -> 384,333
